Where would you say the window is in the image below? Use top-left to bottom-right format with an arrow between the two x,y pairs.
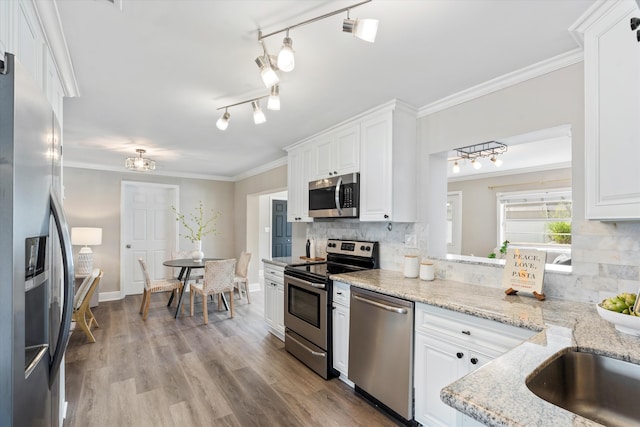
497,189 -> 571,263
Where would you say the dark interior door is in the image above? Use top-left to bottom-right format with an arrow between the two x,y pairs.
272,200 -> 291,257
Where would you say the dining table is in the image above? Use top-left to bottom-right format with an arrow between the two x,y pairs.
162,258 -> 228,318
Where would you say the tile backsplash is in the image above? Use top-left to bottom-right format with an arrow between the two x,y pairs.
306,218 -> 640,304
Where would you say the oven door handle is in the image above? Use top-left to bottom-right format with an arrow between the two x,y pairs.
286,273 -> 326,290
353,294 -> 408,314
287,332 -> 326,358
334,176 -> 343,216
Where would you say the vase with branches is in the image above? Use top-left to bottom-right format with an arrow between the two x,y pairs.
171,201 -> 221,261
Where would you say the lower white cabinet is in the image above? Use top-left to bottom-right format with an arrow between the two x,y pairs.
332,281 -> 352,385
414,303 -> 535,427
263,262 -> 285,341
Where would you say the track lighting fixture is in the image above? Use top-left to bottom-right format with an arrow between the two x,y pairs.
252,100 -> 266,124
268,85 -> 280,111
449,141 -> 507,173
216,109 -> 230,131
219,0 -> 377,131
216,94 -> 271,131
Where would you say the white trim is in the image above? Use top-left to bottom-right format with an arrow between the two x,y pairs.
417,49 -> 584,118
64,161 -> 234,182
569,0 -> 625,46
447,162 -> 572,183
98,290 -> 122,302
232,156 -> 287,181
31,0 -> 80,97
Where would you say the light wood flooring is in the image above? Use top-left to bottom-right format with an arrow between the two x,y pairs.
64,287 -> 399,426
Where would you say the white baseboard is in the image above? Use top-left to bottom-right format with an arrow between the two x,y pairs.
249,282 -> 261,292
98,291 -> 123,302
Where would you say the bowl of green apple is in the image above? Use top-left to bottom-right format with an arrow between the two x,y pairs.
597,292 -> 640,336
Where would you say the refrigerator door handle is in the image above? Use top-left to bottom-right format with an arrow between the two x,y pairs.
49,191 -> 74,387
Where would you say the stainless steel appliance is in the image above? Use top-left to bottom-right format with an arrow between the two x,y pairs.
284,239 -> 378,379
349,287 -> 414,424
0,53 -> 75,426
308,173 -> 359,218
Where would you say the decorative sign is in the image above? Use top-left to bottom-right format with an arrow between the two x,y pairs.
502,248 -> 547,300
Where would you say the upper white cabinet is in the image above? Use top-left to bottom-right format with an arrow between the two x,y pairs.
287,144 -> 313,222
581,0 -> 640,220
313,124 -> 360,180
359,102 -> 417,222
285,100 -> 417,223
0,1 -> 12,58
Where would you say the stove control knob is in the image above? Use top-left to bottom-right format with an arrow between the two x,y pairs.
360,245 -> 366,251
365,246 -> 371,251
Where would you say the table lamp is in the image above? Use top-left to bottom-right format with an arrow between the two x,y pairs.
71,227 -> 102,276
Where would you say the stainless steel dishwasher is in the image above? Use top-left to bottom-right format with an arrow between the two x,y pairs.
348,287 -> 414,422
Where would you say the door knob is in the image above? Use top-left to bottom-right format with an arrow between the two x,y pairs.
126,244 -> 131,249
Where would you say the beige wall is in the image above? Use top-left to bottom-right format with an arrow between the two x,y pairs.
448,167 -> 572,257
233,165 -> 288,282
63,167 -> 235,295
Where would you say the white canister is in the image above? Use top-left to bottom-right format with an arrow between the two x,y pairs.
309,238 -> 316,259
404,255 -> 419,278
420,262 -> 435,281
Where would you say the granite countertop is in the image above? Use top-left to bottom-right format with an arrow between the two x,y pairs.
330,269 -> 640,427
262,256 -> 325,268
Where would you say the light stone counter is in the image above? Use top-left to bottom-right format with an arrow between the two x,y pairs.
330,269 -> 640,427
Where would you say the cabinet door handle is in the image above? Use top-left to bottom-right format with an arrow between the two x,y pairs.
471,358 -> 479,365
384,214 -> 389,219
336,291 -> 342,295
456,352 -> 464,359
461,330 -> 471,335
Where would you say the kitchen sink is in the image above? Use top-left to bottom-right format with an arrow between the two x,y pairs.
526,351 -> 640,427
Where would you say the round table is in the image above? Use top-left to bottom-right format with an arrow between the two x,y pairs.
162,258 -> 222,318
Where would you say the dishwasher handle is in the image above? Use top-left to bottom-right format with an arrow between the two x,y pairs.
353,294 -> 408,314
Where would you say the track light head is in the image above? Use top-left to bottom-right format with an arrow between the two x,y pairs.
255,55 -> 279,88
268,85 -> 280,111
452,161 -> 460,174
216,110 -> 230,131
251,100 -> 266,124
490,156 -> 503,167
277,36 -> 295,72
471,159 -> 482,170
342,16 -> 378,42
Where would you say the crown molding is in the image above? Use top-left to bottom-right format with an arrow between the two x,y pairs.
32,0 -> 80,97
417,49 -> 584,118
232,156 -> 288,181
569,0 -> 628,46
64,161 -> 235,182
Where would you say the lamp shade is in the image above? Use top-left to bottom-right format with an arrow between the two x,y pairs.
71,227 -> 102,246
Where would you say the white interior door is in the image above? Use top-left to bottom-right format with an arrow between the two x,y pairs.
447,191 -> 462,255
121,182 -> 178,296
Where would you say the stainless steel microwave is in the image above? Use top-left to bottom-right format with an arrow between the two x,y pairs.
308,173 -> 359,218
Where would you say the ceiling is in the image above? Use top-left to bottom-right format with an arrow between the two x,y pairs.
56,0 -> 595,180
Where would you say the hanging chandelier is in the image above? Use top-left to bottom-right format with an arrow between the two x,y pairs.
125,149 -> 156,172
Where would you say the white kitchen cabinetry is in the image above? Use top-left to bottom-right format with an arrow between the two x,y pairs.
332,281 -> 352,386
359,102 -> 417,222
263,262 -> 285,341
313,124 -> 360,180
582,0 -> 640,220
0,0 -> 12,58
286,144 -> 313,222
414,303 -> 535,427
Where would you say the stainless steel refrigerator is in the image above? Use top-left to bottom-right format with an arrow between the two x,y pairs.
0,53 -> 74,426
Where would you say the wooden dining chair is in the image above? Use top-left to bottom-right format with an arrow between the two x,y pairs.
72,268 -> 103,343
138,258 -> 182,320
234,251 -> 252,303
190,259 -> 236,324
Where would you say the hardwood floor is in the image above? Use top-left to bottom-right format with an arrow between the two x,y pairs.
64,287 -> 399,426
